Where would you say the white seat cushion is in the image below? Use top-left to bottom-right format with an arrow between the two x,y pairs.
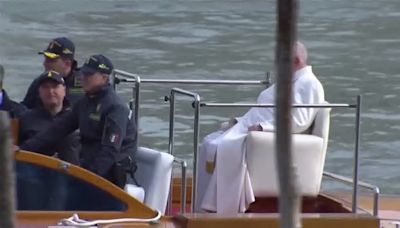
246,106 -> 331,197
124,184 -> 145,203
246,132 -> 324,196
132,147 -> 174,213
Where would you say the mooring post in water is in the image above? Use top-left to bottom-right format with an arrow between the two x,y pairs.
275,0 -> 301,227
0,111 -> 16,228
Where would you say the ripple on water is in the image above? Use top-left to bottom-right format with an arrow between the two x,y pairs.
363,113 -> 400,121
149,36 -> 207,44
110,48 -> 166,58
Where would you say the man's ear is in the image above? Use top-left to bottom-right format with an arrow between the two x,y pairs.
293,56 -> 300,65
102,74 -> 109,83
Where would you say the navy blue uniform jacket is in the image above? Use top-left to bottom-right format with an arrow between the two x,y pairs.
21,85 -> 137,177
0,89 -> 27,118
18,107 -> 80,165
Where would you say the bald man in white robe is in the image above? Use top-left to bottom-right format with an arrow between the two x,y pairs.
197,42 -> 325,213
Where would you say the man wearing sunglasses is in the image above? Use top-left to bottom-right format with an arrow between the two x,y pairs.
21,37 -> 84,109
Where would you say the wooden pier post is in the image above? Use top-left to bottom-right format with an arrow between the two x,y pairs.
0,111 -> 16,228
275,0 -> 301,227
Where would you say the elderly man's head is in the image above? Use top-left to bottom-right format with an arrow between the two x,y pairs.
293,41 -> 308,70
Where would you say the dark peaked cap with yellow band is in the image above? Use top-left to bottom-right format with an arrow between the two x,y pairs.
79,54 -> 114,76
37,70 -> 66,86
38,37 -> 75,59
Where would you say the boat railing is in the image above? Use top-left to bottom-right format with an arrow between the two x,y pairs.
323,171 -> 379,216
173,157 -> 187,214
109,71 -> 376,216
110,69 -> 271,140
165,88 -> 201,213
164,87 -> 369,215
110,69 -> 271,214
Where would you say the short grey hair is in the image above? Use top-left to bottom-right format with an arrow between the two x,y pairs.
295,41 -> 308,65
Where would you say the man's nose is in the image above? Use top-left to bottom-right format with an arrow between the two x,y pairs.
48,88 -> 57,94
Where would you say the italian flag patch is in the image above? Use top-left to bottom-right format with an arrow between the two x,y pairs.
110,134 -> 119,143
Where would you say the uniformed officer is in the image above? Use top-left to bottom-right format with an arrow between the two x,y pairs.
19,70 -> 80,165
0,64 -> 27,118
21,37 -> 84,109
20,54 -> 137,188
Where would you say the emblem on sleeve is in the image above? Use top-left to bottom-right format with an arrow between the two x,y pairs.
110,133 -> 120,144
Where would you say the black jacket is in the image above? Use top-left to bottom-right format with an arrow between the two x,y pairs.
21,62 -> 84,109
0,89 -> 27,118
18,107 -> 80,165
21,84 -> 137,178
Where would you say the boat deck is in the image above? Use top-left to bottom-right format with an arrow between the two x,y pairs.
18,192 -> 400,228
327,192 -> 400,222
17,213 -> 380,228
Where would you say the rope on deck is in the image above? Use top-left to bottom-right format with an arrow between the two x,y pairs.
57,210 -> 162,227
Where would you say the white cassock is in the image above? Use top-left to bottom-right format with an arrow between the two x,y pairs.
198,66 -> 325,213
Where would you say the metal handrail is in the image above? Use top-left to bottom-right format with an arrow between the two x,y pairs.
110,69 -> 272,213
172,158 -> 187,214
199,97 -> 362,214
111,69 -> 271,146
169,95 -> 364,214
113,69 -> 271,86
353,95 -> 362,214
111,70 -> 141,136
323,171 -> 379,216
109,70 -> 367,215
200,103 -> 356,108
116,78 -> 270,85
165,88 -> 201,213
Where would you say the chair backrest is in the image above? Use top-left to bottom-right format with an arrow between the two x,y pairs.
311,104 -> 331,180
311,107 -> 330,138
134,147 -> 174,213
246,105 -> 331,196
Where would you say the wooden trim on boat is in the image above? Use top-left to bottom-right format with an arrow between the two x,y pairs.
246,194 -> 351,213
171,177 -> 352,213
18,212 -> 380,228
172,177 -> 192,206
325,192 -> 400,221
173,213 -> 379,228
171,177 -> 400,221
15,151 -> 157,219
13,156 -> 398,227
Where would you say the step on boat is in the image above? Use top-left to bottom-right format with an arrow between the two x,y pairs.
11,71 -> 400,228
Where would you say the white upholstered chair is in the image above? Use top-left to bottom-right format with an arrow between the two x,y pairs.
246,106 -> 331,196
124,147 -> 174,213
